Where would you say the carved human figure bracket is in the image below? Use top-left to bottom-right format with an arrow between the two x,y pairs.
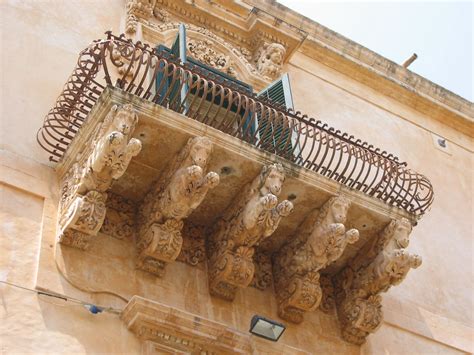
273,195 -> 359,323
334,218 -> 421,344
207,163 -> 293,301
58,104 -> 142,250
137,136 -> 219,276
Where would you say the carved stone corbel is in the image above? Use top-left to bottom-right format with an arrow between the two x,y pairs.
58,104 -> 142,250
137,136 -> 219,276
207,163 -> 293,301
273,195 -> 359,323
335,218 -> 422,344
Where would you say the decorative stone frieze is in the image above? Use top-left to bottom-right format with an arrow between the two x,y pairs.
188,39 -> 237,77
136,136 -> 219,276
100,193 -> 136,240
207,163 -> 293,300
335,218 -> 422,344
58,104 -> 142,249
251,252 -> 273,290
176,224 -> 207,266
319,275 -> 336,314
273,195 -> 359,323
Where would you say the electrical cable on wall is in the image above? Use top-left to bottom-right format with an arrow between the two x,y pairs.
0,280 -> 123,315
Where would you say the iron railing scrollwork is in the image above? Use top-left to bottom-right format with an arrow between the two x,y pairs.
37,32 -> 434,216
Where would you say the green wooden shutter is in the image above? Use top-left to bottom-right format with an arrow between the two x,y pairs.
256,73 -> 296,158
156,24 -> 188,110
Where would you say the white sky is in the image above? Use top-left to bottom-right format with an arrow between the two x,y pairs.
278,0 -> 473,101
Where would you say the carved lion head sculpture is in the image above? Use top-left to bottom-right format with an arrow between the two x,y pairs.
258,163 -> 285,196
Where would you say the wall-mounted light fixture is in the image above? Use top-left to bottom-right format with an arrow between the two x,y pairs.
249,315 -> 286,341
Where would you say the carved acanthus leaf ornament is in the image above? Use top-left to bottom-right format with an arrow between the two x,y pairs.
187,39 -> 237,77
58,104 -> 142,249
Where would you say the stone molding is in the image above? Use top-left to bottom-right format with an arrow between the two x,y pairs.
121,296 -> 253,354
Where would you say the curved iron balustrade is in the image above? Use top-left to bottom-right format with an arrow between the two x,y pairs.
37,32 -> 433,216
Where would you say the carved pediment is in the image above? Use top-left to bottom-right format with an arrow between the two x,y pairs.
125,0 -> 303,88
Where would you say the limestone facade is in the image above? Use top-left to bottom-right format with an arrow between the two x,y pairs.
1,0 -> 473,354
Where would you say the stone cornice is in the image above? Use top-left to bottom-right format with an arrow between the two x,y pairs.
145,0 -> 473,136
243,0 -> 474,137
121,296 -> 253,353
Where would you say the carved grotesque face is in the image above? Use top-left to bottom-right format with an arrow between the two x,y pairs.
262,166 -> 285,196
114,108 -> 137,135
330,197 -> 351,223
392,219 -> 412,248
189,137 -> 213,168
266,44 -> 285,65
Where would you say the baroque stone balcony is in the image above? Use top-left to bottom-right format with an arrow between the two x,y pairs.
38,33 -> 434,347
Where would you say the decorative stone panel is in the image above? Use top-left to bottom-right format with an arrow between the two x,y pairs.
121,296 -> 253,354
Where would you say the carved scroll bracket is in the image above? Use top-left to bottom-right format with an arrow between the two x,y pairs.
136,136 -> 219,276
207,163 -> 293,301
335,218 -> 422,344
273,195 -> 359,323
58,104 -> 142,250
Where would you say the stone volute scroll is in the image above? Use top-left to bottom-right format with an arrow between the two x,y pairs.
273,195 -> 359,324
207,163 -> 294,301
136,136 -> 220,276
58,104 -> 142,250
334,218 -> 422,345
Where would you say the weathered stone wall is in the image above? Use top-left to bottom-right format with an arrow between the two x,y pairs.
287,53 -> 473,353
1,0 -> 472,354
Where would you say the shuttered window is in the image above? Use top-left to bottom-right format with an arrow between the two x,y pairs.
255,73 -> 297,158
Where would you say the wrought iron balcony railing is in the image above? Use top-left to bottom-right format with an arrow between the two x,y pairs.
37,32 -> 433,216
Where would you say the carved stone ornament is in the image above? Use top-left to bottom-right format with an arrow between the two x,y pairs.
207,163 -> 293,301
137,136 -> 219,276
255,42 -> 286,80
58,104 -> 142,250
251,252 -> 273,290
335,218 -> 422,344
144,22 -> 275,84
273,195 -> 359,323
126,0 -> 154,35
100,193 -> 136,240
187,39 -> 237,77
176,223 -> 206,266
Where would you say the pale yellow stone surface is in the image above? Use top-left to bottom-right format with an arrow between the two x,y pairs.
1,0 -> 473,354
